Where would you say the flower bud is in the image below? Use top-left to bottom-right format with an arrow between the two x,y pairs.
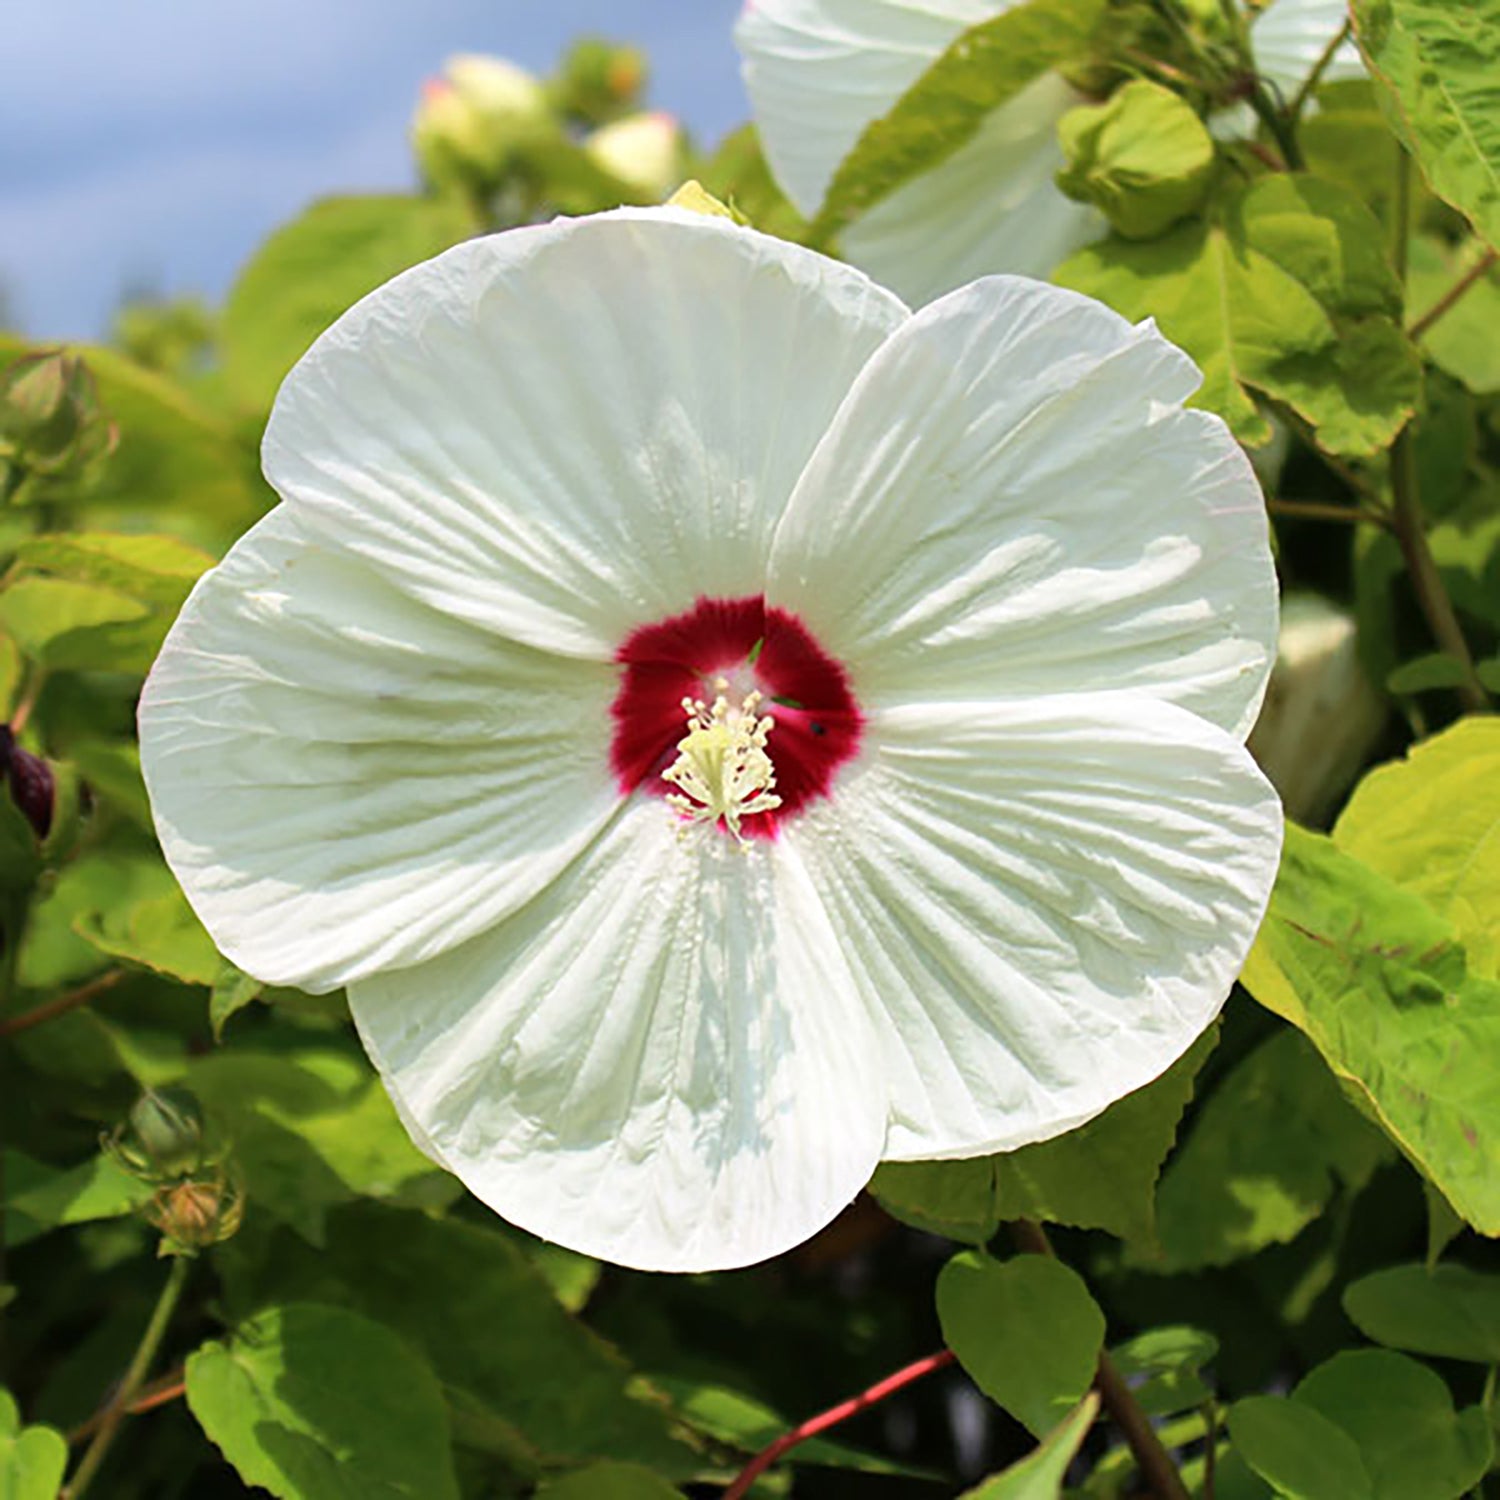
553,38 -> 648,126
0,350 -> 117,482
105,1087 -> 215,1182
584,112 -> 686,201
411,54 -> 552,191
1,725 -> 54,840
1056,81 -> 1216,240
146,1170 -> 244,1257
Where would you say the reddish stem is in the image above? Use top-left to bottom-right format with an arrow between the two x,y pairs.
0,969 -> 123,1039
722,1348 -> 955,1499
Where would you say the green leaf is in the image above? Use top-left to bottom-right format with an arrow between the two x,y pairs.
1294,1349 -> 1492,1499
536,1464 -> 684,1500
1109,1327 -> 1218,1417
1228,1394 -> 1373,1500
223,194 -> 475,409
0,796 -> 40,894
218,1203 -> 700,1476
208,962 -> 264,1040
1055,80 -> 1215,239
1386,651 -> 1472,693
957,1395 -> 1099,1499
810,0 -> 1105,244
185,1302 -> 461,1500
1344,1262 -> 1500,1362
3,1151 -> 152,1249
650,1377 -> 935,1478
1241,824 -> 1500,1233
1055,173 -> 1422,454
936,1251 -> 1104,1438
0,633 -> 20,718
0,1388 -> 68,1500
74,884 -> 222,987
871,1024 -> 1215,1247
1407,235 -> 1500,393
1152,1029 -> 1390,1271
1334,717 -> 1500,978
1352,0 -> 1500,247
0,576 -> 148,668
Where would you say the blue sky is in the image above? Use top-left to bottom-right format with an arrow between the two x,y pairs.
0,1 -> 748,340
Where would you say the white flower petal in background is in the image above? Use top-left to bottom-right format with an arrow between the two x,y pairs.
351,800 -> 887,1272
790,693 -> 1282,1160
770,274 -> 1278,738
737,0 -> 1363,301
141,208 -> 1282,1270
264,208 -> 906,659
139,506 -> 621,992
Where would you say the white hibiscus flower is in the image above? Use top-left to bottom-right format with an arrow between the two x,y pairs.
736,0 -> 1365,305
138,207 -> 1282,1272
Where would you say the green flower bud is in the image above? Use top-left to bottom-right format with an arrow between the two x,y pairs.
553,38 -> 648,127
0,350 -> 117,483
106,1087 -> 212,1181
1056,80 -> 1216,241
146,1169 -> 244,1257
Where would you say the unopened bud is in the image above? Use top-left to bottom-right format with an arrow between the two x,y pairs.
146,1170 -> 244,1256
0,351 -> 117,482
105,1087 -> 218,1182
554,38 -> 648,126
1,726 -> 54,840
585,112 -> 686,201
411,53 -> 551,190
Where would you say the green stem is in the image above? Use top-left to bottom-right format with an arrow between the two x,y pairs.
64,1256 -> 192,1500
1408,248 -> 1499,341
1268,497 -> 1392,529
1387,150 -> 1489,714
1010,1221 -> 1191,1500
1287,18 -> 1352,126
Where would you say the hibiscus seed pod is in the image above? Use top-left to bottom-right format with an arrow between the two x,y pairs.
1,725 -> 55,840
146,1169 -> 244,1257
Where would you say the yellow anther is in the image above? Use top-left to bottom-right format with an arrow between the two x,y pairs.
662,690 -> 782,841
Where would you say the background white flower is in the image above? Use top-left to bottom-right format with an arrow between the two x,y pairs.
139,207 -> 1282,1272
736,0 -> 1365,304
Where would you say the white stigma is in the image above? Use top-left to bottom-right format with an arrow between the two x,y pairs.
662,680 -> 782,842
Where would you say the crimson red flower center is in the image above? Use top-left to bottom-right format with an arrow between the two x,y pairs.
610,596 -> 863,839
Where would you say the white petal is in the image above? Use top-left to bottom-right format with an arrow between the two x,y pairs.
840,73 -> 1104,303
787,692 -> 1283,1160
263,207 -> 908,660
349,800 -> 887,1272
1252,0 -> 1365,98
139,506 -> 620,992
736,0 -> 1004,216
769,275 -> 1278,739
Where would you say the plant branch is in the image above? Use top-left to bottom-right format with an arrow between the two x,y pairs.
1408,248 -> 1499,341
63,1256 -> 191,1500
721,1348 -> 955,1499
0,968 -> 124,1039
1268,497 -> 1393,529
1010,1220 -> 1190,1500
1288,18 -> 1352,124
68,1366 -> 186,1444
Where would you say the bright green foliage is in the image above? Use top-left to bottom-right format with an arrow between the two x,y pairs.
1407,236 -> 1500,393
536,1463 -> 685,1499
218,1204 -> 701,1476
222,194 -> 476,409
871,1024 -> 1214,1247
1293,1350 -> 1492,1499
1242,824 -> 1500,1233
1352,0 -> 1500,248
4,1151 -> 152,1248
700,124 -> 809,243
0,576 -> 149,669
957,1395 -> 1098,1499
208,961 -> 264,1039
1344,1262 -> 1500,1362
0,1390 -> 67,1500
185,1302 -> 461,1500
1055,81 -> 1215,239
75,884 -> 221,986
1055,173 -> 1422,454
1334,716 -> 1500,977
936,1252 -> 1104,1438
809,0 -> 1104,244
1109,1327 -> 1217,1417
1152,1029 -> 1390,1270
1228,1394 -> 1373,1500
